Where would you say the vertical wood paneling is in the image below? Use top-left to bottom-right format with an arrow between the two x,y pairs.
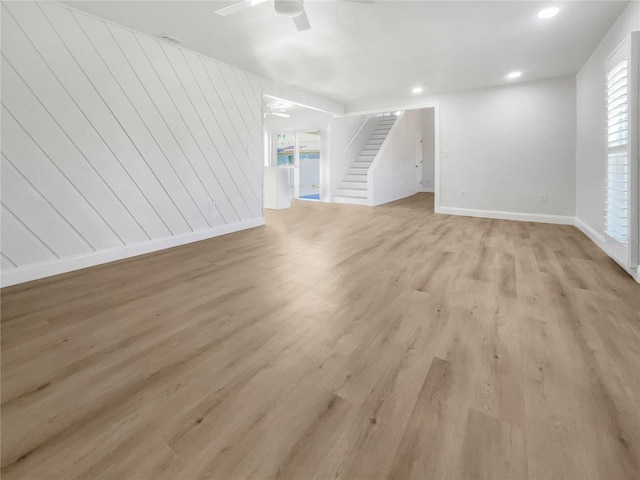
107,24 -> 218,228
0,158 -> 93,258
76,14 -> 203,232
136,35 -> 241,224
179,50 -> 261,217
194,56 -> 263,211
160,45 -> 254,221
2,4 -> 150,246
233,70 -> 262,132
1,64 -> 124,251
1,254 -> 17,270
0,0 -> 344,285
0,206 -> 58,266
216,63 -> 262,178
36,2 -> 180,238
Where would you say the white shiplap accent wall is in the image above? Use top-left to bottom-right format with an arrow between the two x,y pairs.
0,1 -> 344,287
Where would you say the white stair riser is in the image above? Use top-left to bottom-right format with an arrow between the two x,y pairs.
336,188 -> 368,198
340,181 -> 367,189
348,168 -> 368,175
332,196 -> 369,206
354,161 -> 373,168
344,174 -> 367,181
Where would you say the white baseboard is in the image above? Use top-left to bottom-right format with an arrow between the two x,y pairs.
420,187 -> 434,193
573,217 -> 607,251
435,206 -> 574,225
0,218 -> 265,288
574,217 -> 640,284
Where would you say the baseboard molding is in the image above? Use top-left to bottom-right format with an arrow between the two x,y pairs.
420,187 -> 435,193
1,218 -> 265,288
574,217 -> 640,284
435,206 -> 574,225
573,217 -> 607,251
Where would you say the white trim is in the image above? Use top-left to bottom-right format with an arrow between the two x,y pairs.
343,117 -> 372,152
574,217 -> 607,252
574,217 -> 640,284
420,187 -> 435,193
346,100 -> 439,117
0,218 -> 265,288
435,206 -> 574,225
433,103 -> 441,212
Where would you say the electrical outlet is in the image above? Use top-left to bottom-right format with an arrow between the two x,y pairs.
460,191 -> 466,198
444,149 -> 450,157
539,194 -> 547,202
208,201 -> 216,213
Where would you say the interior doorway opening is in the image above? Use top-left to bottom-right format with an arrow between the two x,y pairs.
263,96 -> 331,209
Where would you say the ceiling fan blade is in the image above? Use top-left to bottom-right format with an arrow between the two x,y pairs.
293,10 -> 311,31
215,0 -> 268,16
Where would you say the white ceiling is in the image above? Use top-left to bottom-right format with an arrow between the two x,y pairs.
63,0 -> 630,110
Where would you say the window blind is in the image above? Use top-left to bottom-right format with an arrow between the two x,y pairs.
605,33 -> 639,270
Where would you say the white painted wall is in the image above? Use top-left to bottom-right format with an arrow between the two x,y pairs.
0,1 -> 343,286
421,108 -> 436,192
575,2 -> 640,252
436,76 -> 577,222
370,110 -> 422,206
329,114 -> 373,198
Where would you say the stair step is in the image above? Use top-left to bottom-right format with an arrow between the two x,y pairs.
344,173 -> 368,181
335,188 -> 368,198
354,161 -> 373,168
361,148 -> 379,155
366,139 -> 384,145
332,196 -> 369,206
348,167 -> 369,175
340,181 -> 367,189
371,133 -> 388,139
357,155 -> 375,161
374,127 -> 392,133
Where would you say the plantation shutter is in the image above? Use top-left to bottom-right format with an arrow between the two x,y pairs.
605,32 -> 639,270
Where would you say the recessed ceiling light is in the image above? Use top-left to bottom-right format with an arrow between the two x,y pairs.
506,71 -> 522,80
537,6 -> 559,19
411,87 -> 423,94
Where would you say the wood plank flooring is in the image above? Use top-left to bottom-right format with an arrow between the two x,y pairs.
1,193 -> 639,479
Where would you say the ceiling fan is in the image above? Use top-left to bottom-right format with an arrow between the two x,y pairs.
214,0 -> 374,32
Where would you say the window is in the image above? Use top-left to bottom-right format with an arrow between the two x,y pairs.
605,32 -> 639,270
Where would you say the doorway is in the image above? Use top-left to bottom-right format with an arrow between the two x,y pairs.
264,96 -> 331,208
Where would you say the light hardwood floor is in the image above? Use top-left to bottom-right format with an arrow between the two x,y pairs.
1,193 -> 639,480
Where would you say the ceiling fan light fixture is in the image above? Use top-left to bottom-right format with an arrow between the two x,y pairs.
274,0 -> 304,17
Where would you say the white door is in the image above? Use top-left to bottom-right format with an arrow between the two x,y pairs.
416,136 -> 423,192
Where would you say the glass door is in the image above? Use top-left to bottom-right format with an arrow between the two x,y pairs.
298,131 -> 320,200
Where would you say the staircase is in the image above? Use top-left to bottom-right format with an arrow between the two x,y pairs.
334,116 -> 397,204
